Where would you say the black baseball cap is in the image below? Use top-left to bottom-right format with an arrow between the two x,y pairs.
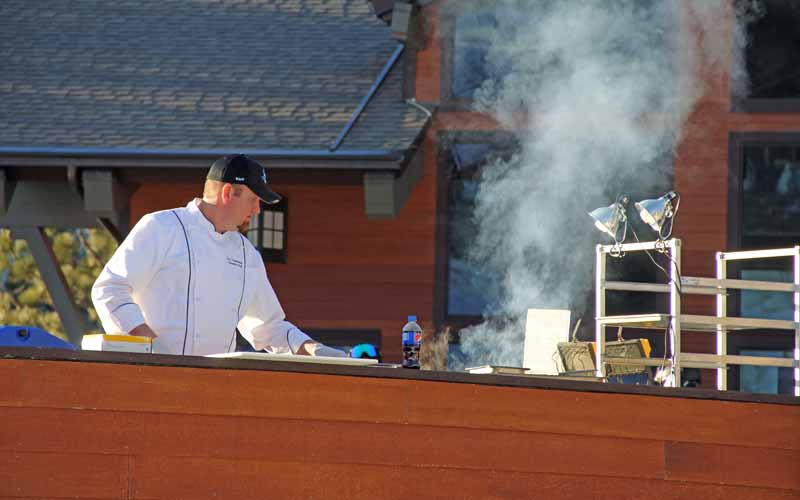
207,154 -> 281,205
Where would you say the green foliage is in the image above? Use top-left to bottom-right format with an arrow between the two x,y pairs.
0,228 -> 118,340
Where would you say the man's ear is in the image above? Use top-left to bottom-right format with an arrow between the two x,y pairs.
220,183 -> 232,204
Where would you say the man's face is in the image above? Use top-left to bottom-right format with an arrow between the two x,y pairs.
226,184 -> 261,228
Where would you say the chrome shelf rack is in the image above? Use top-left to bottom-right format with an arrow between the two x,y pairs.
595,239 -> 800,396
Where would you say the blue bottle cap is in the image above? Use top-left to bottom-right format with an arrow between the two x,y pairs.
408,315 -> 416,322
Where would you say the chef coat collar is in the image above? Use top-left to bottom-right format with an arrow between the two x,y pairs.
186,199 -> 241,240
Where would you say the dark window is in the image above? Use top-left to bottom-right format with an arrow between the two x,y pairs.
437,135 -> 519,329
739,349 -> 794,394
303,328 -> 382,355
247,197 -> 288,263
235,328 -> 381,355
450,6 -> 513,100
738,143 -> 798,325
442,1 -> 531,106
744,1 -> 800,100
741,144 -> 800,248
727,330 -> 797,395
729,134 -> 798,394
443,0 -> 674,107
439,136 -> 672,337
741,0 -> 800,111
434,135 -> 523,365
446,143 -> 503,317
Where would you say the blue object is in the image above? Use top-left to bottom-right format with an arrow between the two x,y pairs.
351,343 -> 380,361
402,315 -> 423,369
0,325 -> 78,350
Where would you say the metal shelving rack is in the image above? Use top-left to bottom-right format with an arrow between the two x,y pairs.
595,239 -> 800,396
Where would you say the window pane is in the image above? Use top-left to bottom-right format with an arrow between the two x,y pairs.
262,211 -> 274,230
451,0 -> 672,101
446,140 -> 522,317
452,6 -> 514,99
247,216 -> 260,247
273,230 -> 284,250
741,269 -> 794,321
447,177 -> 497,316
453,45 -> 490,99
273,212 -> 284,231
745,1 -> 800,99
262,229 -> 273,249
739,349 -> 793,395
742,145 -> 800,240
453,143 -> 496,172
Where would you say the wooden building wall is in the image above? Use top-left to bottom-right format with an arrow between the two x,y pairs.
672,3 -> 800,385
127,136 -> 440,362
123,1 -> 800,373
1,357 -> 798,499
413,1 -> 800,388
118,1 -> 558,365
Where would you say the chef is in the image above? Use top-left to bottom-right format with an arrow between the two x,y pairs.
91,154 -> 344,357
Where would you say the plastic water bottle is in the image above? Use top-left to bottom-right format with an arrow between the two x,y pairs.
402,315 -> 422,369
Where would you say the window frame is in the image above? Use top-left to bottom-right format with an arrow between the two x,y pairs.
235,328 -> 381,354
439,1 -> 507,111
302,328 -> 382,351
725,132 -> 797,391
728,333 -> 795,394
732,0 -> 800,113
439,5 -> 470,110
247,196 -> 288,264
727,132 -> 800,250
434,130 -> 519,333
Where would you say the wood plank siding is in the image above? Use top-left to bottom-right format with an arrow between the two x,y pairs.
0,357 -> 797,499
127,137 -> 439,362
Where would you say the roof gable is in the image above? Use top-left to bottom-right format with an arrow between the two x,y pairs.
0,0 -> 428,154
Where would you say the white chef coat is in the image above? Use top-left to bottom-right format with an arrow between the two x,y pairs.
91,199 -> 311,355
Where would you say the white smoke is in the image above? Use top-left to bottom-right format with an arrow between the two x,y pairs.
445,0 -> 757,369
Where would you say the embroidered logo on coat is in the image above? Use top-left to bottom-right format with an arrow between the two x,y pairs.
226,257 -> 243,268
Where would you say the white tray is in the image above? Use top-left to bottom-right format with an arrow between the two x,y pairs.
206,351 -> 379,366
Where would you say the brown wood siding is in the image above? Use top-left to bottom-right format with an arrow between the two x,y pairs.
122,1 -> 800,378
420,1 -> 800,389
673,8 -> 800,389
0,359 -> 797,499
414,2 -> 440,103
127,136 -> 439,362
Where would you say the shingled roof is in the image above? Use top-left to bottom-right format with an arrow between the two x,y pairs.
0,0 -> 428,157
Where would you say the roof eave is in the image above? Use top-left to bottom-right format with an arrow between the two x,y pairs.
0,146 -> 406,171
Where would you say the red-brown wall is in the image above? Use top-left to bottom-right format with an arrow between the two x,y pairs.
128,135 -> 440,361
672,4 -> 800,386
126,1 -> 800,373
415,0 -> 800,388
1,358 -> 798,499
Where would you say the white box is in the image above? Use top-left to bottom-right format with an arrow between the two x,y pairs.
523,308 -> 571,375
81,334 -> 152,353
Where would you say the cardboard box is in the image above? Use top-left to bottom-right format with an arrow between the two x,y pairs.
81,334 -> 152,353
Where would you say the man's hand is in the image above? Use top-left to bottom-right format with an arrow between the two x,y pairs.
296,341 -> 346,358
129,323 -> 158,339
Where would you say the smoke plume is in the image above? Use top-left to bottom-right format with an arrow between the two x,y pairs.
444,0 -> 756,369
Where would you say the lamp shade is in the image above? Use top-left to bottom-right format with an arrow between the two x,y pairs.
588,195 -> 628,240
635,191 -> 678,233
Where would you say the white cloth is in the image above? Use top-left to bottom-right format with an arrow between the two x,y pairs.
304,342 -> 347,358
91,199 -> 312,355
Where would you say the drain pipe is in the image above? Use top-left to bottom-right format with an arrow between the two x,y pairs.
329,43 -> 405,152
